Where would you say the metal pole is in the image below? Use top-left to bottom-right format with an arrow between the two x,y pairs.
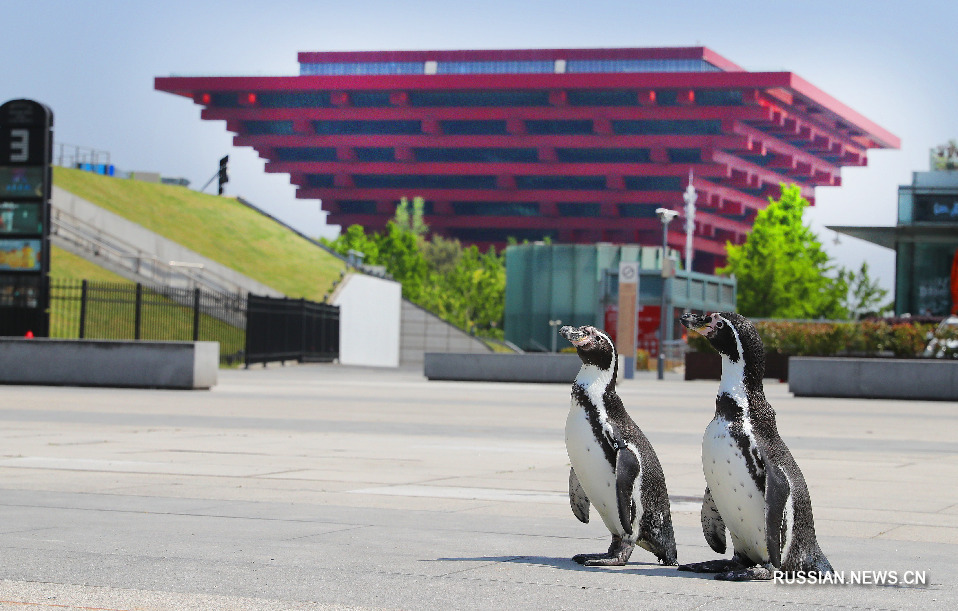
78,280 -> 88,339
655,208 -> 677,380
134,283 -> 142,340
658,227 -> 669,380
683,170 -> 697,313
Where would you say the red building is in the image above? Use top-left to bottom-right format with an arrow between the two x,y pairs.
155,47 -> 898,272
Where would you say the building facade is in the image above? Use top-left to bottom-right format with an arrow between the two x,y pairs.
833,169 -> 958,317
155,47 -> 898,272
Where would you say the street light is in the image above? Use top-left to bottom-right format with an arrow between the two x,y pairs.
655,208 -> 678,380
548,319 -> 563,353
683,171 -> 697,313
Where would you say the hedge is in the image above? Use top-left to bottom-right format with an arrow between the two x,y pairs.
686,319 -> 938,358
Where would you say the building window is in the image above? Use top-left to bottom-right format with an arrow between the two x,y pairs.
557,203 -> 601,217
555,148 -> 651,163
435,61 -> 554,74
257,92 -> 332,108
565,58 -> 722,73
566,90 -> 638,106
355,147 -> 396,162
439,120 -> 509,135
350,92 -> 393,107
611,119 -> 722,135
516,176 -> 606,190
392,200 -> 435,215
414,148 -> 539,163
448,227 -> 557,242
655,90 -> 682,106
352,175 -> 499,189
409,91 -> 550,107
244,120 -> 295,135
306,174 -> 336,188
525,120 -> 594,135
617,203 -> 659,218
452,202 -> 540,216
275,147 -> 337,162
338,200 -> 378,214
695,89 -> 743,106
624,176 -> 683,191
299,62 -> 424,75
667,148 -> 702,163
312,120 -> 421,135
209,93 -> 239,107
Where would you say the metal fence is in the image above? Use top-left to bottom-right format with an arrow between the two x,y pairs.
245,295 -> 339,367
49,279 -> 248,365
40,280 -> 340,367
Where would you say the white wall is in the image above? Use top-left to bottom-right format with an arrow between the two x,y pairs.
332,273 -> 402,367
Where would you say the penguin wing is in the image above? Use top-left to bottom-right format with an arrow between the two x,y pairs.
568,467 -> 590,524
764,462 -> 791,568
614,445 -> 640,536
701,486 -> 727,554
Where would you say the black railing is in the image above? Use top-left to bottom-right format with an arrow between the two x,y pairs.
47,279 -> 246,365
14,279 -> 339,367
245,294 -> 339,367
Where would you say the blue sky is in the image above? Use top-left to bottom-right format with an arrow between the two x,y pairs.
4,0 -> 955,293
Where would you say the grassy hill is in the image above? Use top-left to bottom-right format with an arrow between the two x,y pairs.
52,167 -> 343,300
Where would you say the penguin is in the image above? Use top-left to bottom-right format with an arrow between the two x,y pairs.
677,312 -> 834,581
559,324 -> 677,566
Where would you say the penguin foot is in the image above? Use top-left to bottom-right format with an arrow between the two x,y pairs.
573,537 -> 635,566
677,558 -> 745,573
715,565 -> 774,581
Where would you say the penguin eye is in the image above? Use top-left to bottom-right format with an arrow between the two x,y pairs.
715,320 -> 725,329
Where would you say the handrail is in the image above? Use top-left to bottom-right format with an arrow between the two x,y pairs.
50,208 -> 247,297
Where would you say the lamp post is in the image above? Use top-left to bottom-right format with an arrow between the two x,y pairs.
683,170 -> 697,313
548,319 -> 563,353
655,208 -> 678,380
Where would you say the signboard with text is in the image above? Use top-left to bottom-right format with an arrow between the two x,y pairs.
0,99 -> 53,336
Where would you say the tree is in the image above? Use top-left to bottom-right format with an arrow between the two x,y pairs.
839,261 -> 890,319
394,196 -> 428,238
719,184 -> 847,319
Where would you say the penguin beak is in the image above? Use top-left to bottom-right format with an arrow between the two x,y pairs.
680,313 -> 716,338
559,325 -> 590,347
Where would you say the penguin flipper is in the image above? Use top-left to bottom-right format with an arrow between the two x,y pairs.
614,446 -> 640,536
764,463 -> 791,568
569,467 -> 590,524
701,486 -> 727,554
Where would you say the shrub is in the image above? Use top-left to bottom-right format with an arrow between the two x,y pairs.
686,319 -> 937,358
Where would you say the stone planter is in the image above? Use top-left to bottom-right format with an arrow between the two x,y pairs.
789,357 -> 958,400
684,350 -> 790,381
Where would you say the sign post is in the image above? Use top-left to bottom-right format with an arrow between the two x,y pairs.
0,99 -> 53,337
616,261 -> 639,379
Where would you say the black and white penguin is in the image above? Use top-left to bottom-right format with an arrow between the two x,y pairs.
559,325 -> 677,566
678,312 -> 833,581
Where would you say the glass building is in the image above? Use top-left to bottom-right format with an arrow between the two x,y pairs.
832,170 -> 958,316
156,47 -> 898,272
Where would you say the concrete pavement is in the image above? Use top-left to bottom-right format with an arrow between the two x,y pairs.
0,364 -> 954,609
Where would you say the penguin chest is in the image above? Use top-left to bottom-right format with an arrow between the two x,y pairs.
565,401 -> 632,536
702,416 -> 768,563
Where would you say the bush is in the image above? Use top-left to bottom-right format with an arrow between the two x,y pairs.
686,319 -> 937,358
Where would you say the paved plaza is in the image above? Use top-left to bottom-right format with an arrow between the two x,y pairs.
0,364 -> 955,609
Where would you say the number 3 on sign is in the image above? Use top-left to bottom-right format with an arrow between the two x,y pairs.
10,128 -> 28,162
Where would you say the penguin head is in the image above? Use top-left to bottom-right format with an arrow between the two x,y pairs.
560,325 -> 616,371
680,311 -> 765,382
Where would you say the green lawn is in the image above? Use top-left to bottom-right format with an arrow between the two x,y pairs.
53,167 -> 344,300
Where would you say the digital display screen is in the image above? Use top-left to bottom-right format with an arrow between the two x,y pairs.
0,238 -> 42,272
0,166 -> 44,198
0,201 -> 42,234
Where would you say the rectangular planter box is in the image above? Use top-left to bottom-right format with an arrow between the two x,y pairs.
424,352 -> 581,383
685,350 -> 790,381
0,338 -> 219,389
789,357 -> 958,400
